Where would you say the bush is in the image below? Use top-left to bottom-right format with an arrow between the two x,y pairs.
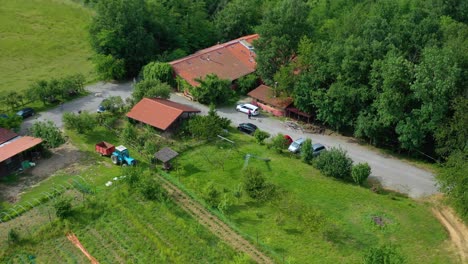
0,115 -> 22,131
237,73 -> 258,94
62,111 -> 97,134
8,229 -> 20,244
101,96 -> 125,114
54,197 -> 73,219
254,130 -> 270,145
243,168 -> 276,202
190,74 -> 236,105
132,79 -> 172,104
301,138 -> 313,164
30,121 -> 65,148
352,163 -> 371,185
364,244 -> 406,264
187,105 -> 230,139
203,182 -> 221,208
93,54 -> 125,81
270,134 -> 290,153
142,61 -> 174,85
138,177 -> 167,202
313,147 -> 353,181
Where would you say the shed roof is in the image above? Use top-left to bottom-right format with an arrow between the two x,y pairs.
170,34 -> 258,86
248,85 -> 293,109
0,136 -> 43,162
154,147 -> 179,163
126,98 -> 200,131
0,128 -> 18,144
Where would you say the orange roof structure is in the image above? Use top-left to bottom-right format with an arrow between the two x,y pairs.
126,98 -> 200,130
0,136 -> 43,162
170,34 -> 259,86
248,85 -> 293,109
0,128 -> 18,144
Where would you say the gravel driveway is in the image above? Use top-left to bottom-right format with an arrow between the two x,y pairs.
21,81 -> 438,198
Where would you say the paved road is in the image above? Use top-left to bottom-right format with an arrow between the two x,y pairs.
21,81 -> 438,198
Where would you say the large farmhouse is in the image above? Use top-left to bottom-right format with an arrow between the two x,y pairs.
169,34 -> 258,91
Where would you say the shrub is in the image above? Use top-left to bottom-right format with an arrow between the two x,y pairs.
101,96 -> 125,114
243,168 -> 276,202
301,138 -> 313,164
313,147 -> 353,181
120,122 -> 138,146
0,115 -> 22,131
30,121 -> 65,148
62,111 -> 97,134
254,130 -> 270,145
363,244 -> 406,264
352,163 -> 371,185
237,73 -> 258,94
132,79 -> 171,103
93,54 -> 125,81
139,177 -> 167,201
8,229 -> 20,244
190,74 -> 236,105
142,61 -> 174,85
203,182 -> 221,208
54,197 -> 73,219
187,105 -> 230,139
270,133 -> 290,153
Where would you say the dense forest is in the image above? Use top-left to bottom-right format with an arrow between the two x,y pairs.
87,0 -> 467,218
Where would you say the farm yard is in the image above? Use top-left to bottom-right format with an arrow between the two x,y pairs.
1,122 -> 459,263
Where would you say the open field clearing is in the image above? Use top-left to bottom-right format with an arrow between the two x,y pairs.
0,0 -> 95,94
169,132 -> 458,263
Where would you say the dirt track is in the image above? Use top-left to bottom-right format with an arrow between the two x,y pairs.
67,233 -> 99,264
157,175 -> 274,264
432,208 -> 468,263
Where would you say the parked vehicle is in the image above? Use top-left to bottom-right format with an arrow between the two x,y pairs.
288,138 -> 306,153
95,141 -> 116,156
236,103 -> 259,116
16,108 -> 35,119
312,143 -> 326,156
237,123 -> 258,135
97,99 -> 108,113
111,145 -> 136,166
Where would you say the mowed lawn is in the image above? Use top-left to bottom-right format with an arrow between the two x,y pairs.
171,132 -> 457,263
0,0 -> 94,93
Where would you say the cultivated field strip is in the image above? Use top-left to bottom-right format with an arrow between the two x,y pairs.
157,175 -> 274,264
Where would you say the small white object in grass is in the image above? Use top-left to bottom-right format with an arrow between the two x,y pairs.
105,181 -> 113,187
113,177 -> 118,181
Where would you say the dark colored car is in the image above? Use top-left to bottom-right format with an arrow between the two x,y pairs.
97,99 -> 108,113
237,123 -> 257,135
312,143 -> 326,156
16,108 -> 35,119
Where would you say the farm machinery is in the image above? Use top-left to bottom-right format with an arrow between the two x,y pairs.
95,142 -> 136,166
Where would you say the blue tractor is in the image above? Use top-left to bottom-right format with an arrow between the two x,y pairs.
111,145 -> 136,166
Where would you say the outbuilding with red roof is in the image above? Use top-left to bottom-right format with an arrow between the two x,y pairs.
126,98 -> 200,131
248,85 -> 293,117
0,128 -> 43,177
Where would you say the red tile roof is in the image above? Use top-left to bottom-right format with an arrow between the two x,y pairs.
126,98 -> 200,130
248,85 -> 293,109
0,136 -> 43,162
0,128 -> 18,144
170,34 -> 259,86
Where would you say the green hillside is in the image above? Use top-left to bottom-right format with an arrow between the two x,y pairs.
0,0 -> 94,93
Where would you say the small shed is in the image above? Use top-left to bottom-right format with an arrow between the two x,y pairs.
248,85 -> 293,117
154,147 -> 179,170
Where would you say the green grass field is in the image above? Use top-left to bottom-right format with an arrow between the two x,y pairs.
0,0 -> 95,94
169,133 -> 457,263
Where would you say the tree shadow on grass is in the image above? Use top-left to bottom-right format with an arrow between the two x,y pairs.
284,228 -> 302,236
232,216 -> 262,226
183,163 -> 202,175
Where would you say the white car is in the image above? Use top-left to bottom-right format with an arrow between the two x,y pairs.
236,103 -> 259,116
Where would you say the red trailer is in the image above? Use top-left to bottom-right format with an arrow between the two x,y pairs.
95,141 -> 115,156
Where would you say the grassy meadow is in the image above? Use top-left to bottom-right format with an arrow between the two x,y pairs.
0,0 -> 95,94
169,132 -> 456,263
